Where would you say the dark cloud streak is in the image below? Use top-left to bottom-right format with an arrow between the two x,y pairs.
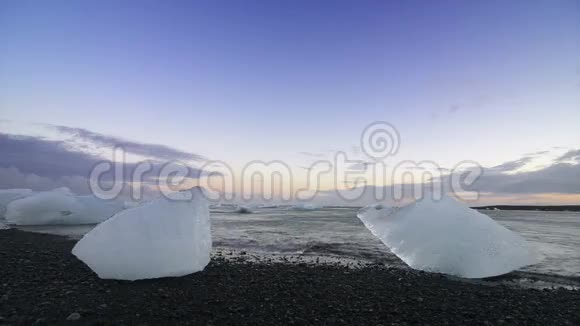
53,125 -> 205,162
0,132 -> 204,191
0,133 -> 103,178
556,149 -> 580,162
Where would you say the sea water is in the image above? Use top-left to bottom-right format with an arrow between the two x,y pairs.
11,207 -> 580,282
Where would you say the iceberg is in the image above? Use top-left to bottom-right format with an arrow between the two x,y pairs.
77,195 -> 125,220
291,203 -> 318,211
234,205 -> 254,214
72,188 -> 211,280
0,188 -> 33,206
6,189 -> 85,225
0,188 -> 33,217
357,195 -> 536,278
0,189 -> 32,219
123,200 -> 144,209
5,189 -> 124,225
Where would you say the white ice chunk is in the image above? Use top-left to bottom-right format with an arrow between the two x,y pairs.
291,203 -> 318,211
258,204 -> 279,209
357,195 -> 536,278
5,189 -> 123,225
123,200 -> 143,209
51,187 -> 74,194
6,190 -> 85,225
0,188 -> 33,217
76,195 -> 125,221
72,188 -> 211,280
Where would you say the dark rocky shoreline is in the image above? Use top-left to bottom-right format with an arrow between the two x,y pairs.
473,205 -> 580,212
1,229 -> 579,325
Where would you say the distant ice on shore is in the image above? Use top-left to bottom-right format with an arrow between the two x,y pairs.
358,195 -> 537,278
4,188 -> 124,225
235,205 -> 254,214
291,203 -> 318,211
0,188 -> 33,218
72,187 -> 211,280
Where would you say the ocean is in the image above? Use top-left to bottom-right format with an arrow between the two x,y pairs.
8,207 -> 580,285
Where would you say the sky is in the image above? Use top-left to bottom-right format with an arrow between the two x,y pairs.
0,0 -> 579,205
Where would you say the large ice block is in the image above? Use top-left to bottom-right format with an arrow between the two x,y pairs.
72,188 -> 211,280
357,195 -> 536,278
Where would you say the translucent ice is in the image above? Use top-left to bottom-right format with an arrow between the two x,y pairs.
357,195 -> 536,278
0,188 -> 33,217
72,188 -> 211,280
291,203 -> 318,211
76,195 -> 125,221
5,189 -> 123,225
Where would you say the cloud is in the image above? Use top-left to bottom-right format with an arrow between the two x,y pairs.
0,130 -> 205,193
464,162 -> 580,194
556,149 -> 580,162
525,150 -> 549,156
53,125 -> 205,161
440,148 -> 580,195
487,156 -> 534,174
0,166 -> 92,194
348,162 -> 373,171
313,149 -> 580,206
0,133 -> 104,179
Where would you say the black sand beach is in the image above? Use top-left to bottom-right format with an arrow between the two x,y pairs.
1,229 -> 579,325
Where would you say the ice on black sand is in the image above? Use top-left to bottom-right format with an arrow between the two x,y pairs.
72,187 -> 211,280
5,187 -> 124,225
357,195 -> 536,278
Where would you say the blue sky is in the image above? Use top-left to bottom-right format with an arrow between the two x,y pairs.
0,0 -> 578,203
